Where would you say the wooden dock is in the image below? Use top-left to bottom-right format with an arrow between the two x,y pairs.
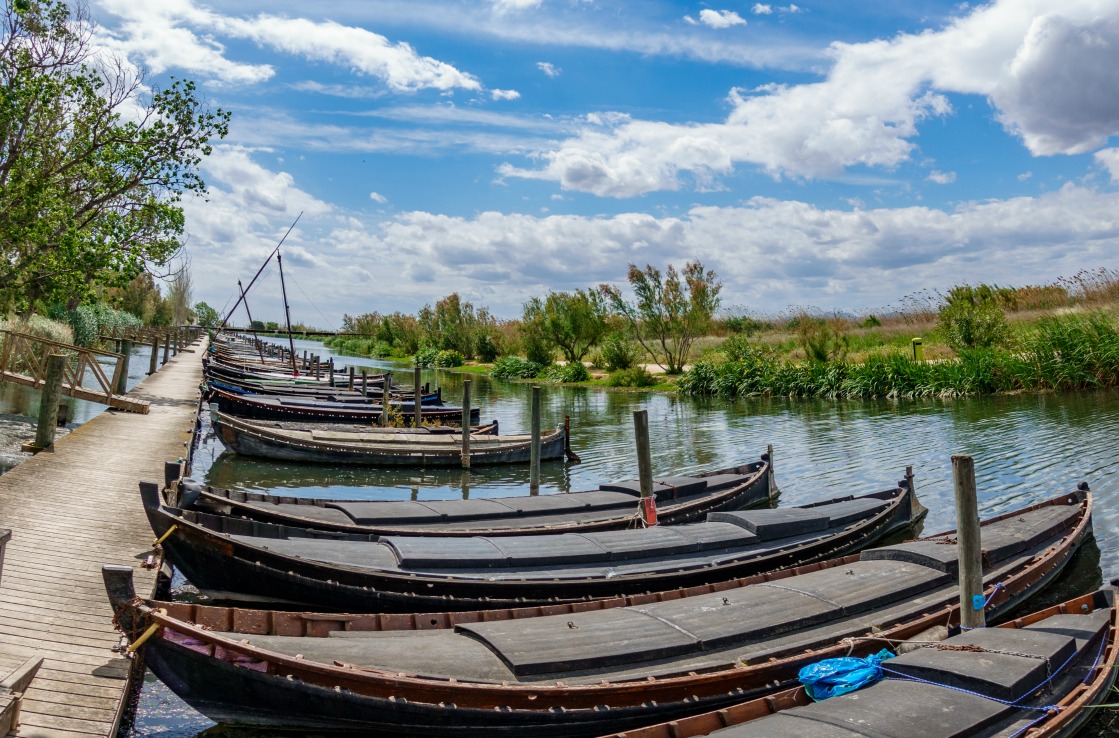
0,337 -> 206,737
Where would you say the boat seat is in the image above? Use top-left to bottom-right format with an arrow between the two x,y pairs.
810,496 -> 891,527
861,540 -> 962,576
325,501 -> 448,525
580,524 -> 756,559
701,474 -> 752,493
707,508 -> 830,540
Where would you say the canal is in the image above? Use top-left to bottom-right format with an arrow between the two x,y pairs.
5,337 -> 1117,736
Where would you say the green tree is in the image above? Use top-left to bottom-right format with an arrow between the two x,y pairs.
0,1 -> 229,314
600,261 -> 722,374
193,301 -> 219,329
522,289 -> 609,364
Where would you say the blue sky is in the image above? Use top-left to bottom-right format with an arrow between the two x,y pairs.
90,0 -> 1119,327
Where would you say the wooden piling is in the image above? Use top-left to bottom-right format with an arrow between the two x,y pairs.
162,332 -> 170,364
381,374 -> 390,427
413,366 -> 423,428
952,454 -> 985,629
348,365 -> 355,391
31,354 -> 66,451
115,339 -> 132,394
329,358 -> 335,387
461,380 -> 472,469
360,368 -> 368,396
634,409 -> 654,499
530,385 -> 542,493
148,336 -> 159,375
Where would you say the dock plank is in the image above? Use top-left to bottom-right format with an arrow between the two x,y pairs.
0,338 -> 205,738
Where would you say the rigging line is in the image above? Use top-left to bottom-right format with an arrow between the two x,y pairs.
218,212 -> 303,330
286,270 -> 337,332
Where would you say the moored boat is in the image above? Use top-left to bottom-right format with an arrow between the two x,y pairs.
145,473 -> 923,611
211,410 -> 569,467
179,452 -> 778,536
106,485 -> 1092,736
601,586 -> 1118,738
208,385 -> 481,424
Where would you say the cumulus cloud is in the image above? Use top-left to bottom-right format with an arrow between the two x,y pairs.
697,10 -> 747,29
369,192 -> 388,204
928,170 -> 957,184
493,0 -> 543,12
537,61 -> 561,78
1094,148 -> 1119,181
753,4 -> 774,15
95,0 -> 482,92
491,89 -> 522,101
502,0 -> 1119,197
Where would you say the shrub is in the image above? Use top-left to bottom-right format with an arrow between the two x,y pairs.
1,314 -> 75,345
606,366 -> 656,387
938,291 -> 1010,352
476,334 -> 499,363
597,332 -> 640,371
796,314 -> 851,363
492,356 -> 542,380
860,315 -> 882,328
370,341 -> 394,358
542,362 -> 591,383
414,347 -> 439,368
434,349 -> 464,368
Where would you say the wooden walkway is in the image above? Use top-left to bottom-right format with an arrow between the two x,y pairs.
0,337 -> 206,738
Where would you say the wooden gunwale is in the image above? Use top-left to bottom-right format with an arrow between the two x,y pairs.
123,489 -> 1091,712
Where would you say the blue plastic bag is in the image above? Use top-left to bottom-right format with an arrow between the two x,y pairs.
798,648 -> 894,701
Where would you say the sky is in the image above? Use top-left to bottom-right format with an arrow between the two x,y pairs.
89,0 -> 1119,328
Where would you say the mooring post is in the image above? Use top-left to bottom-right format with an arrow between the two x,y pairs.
329,358 -> 336,387
461,380 -> 472,469
115,339 -> 133,394
413,366 -> 423,428
29,354 -> 66,451
313,356 -> 321,380
302,350 -> 308,370
348,365 -> 355,391
381,373 -> 390,426
161,332 -> 170,364
952,454 -> 985,629
633,409 -> 657,526
148,336 -> 159,375
766,443 -> 777,500
530,386 -> 542,493
360,368 -> 368,397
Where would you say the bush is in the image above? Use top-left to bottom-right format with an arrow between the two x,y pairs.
1,314 -> 75,345
492,356 -> 542,380
606,366 -> 656,387
938,298 -> 1010,352
543,362 -> 591,383
434,349 -> 464,368
860,315 -> 882,328
414,347 -> 439,368
597,332 -> 640,371
476,334 -> 499,363
370,341 -> 394,358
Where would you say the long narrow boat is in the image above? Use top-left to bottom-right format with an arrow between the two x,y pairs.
144,476 -> 924,611
602,586 -> 1118,738
106,486 -> 1092,736
179,453 -> 778,536
212,411 -> 569,467
208,385 -> 481,424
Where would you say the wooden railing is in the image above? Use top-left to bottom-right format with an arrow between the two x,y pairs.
0,330 -> 149,412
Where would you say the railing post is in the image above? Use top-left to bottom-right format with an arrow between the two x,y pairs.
162,333 -> 170,365
115,339 -> 132,394
148,336 -> 160,375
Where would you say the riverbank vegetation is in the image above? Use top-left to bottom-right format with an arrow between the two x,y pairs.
325,266 -> 1119,399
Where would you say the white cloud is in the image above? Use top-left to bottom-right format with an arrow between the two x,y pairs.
536,61 -> 561,78
502,0 -> 1119,197
369,192 -> 388,204
1018,171 -> 1034,181
780,4 -> 803,13
697,10 -> 747,29
1094,149 -> 1119,181
928,170 -> 957,184
753,4 -> 774,15
493,0 -> 543,12
95,0 -> 482,92
491,89 -> 522,101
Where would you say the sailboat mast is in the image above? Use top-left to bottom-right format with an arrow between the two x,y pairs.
276,249 -> 299,376
238,280 -> 265,363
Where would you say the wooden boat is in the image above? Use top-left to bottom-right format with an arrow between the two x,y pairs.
602,586 -> 1118,738
211,411 -> 569,467
208,385 -> 481,424
180,453 -> 779,537
106,486 -> 1092,736
205,377 -> 438,405
143,476 -> 925,611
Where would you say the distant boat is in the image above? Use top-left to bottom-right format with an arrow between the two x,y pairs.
181,452 -> 778,536
142,474 -> 925,611
211,410 -> 569,467
207,385 -> 481,424
106,486 -> 1092,736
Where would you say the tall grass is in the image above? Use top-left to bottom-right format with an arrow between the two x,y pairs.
679,311 -> 1119,400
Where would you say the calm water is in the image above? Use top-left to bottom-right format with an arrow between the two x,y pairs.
111,338 -> 1119,736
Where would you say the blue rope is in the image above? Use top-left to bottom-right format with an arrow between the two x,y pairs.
984,582 -> 1006,608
